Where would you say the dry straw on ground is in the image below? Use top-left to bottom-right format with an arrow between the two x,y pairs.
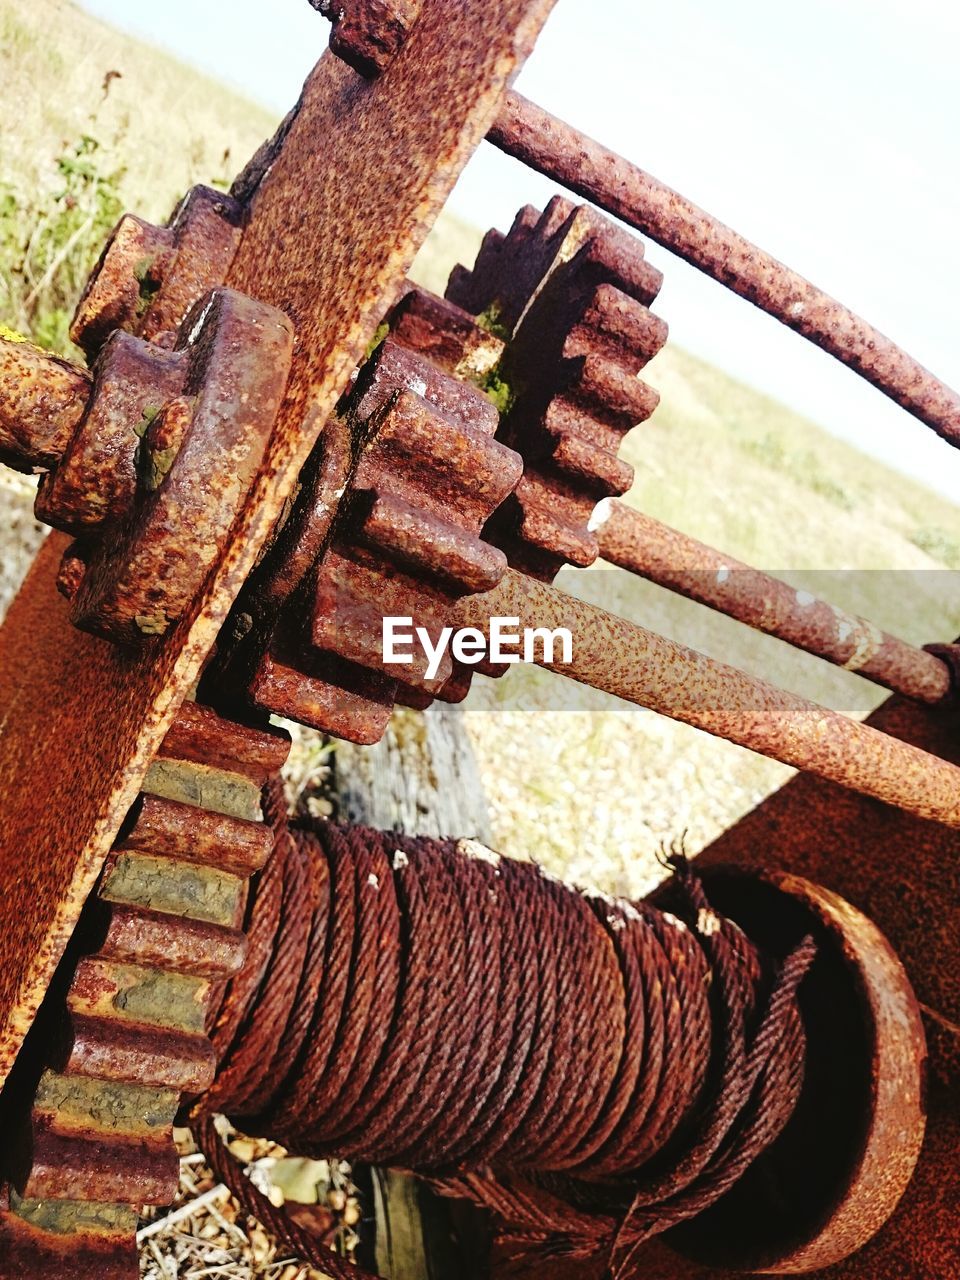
139,1123 -> 356,1280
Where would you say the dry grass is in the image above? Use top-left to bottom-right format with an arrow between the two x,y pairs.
0,0 -> 278,351
138,1123 -> 355,1280
0,0 -> 276,218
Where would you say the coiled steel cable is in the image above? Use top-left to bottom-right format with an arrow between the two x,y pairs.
197,778 -> 815,1277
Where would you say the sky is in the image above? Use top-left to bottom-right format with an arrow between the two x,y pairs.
76,0 -> 960,500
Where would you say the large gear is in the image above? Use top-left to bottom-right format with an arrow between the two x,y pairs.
0,704 -> 288,1278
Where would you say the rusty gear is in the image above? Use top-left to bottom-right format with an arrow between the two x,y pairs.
447,195 -> 667,583
0,704 -> 289,1277
72,186 -> 245,358
0,288 -> 293,647
212,301 -> 522,744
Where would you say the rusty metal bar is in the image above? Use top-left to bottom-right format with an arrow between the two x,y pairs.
593,499 -> 953,705
452,567 -> 960,828
488,92 -> 960,447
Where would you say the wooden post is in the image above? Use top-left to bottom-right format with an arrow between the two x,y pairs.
334,701 -> 492,1280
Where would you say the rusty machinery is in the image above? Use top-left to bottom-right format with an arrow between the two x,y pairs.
0,2 -> 956,1277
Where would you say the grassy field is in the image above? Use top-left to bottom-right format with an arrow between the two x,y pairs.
0,0 -> 276,350
2,0 -> 959,901
0,0 -> 276,215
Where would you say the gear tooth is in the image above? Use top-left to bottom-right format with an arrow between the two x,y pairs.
460,203 -> 667,582
10,706 -> 288,1257
229,293 -> 521,742
0,1199 -> 138,1280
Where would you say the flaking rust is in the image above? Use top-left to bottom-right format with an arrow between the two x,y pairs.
661,684 -> 960,1280
72,186 -> 245,358
218,327 -> 521,743
0,337 -> 91,473
0,288 -> 294,645
70,290 -> 293,645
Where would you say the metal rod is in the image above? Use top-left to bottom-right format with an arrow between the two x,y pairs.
489,92 -> 960,448
593,499 -> 953,705
452,568 -> 960,828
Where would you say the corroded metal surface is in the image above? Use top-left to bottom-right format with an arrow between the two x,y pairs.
158,700 -> 291,781
22,288 -> 292,646
0,2 -> 951,1273
633,684 -> 960,1277
72,187 -> 245,358
71,289 -> 293,644
2,288 -> 293,646
0,0 -> 556,1103
595,499 -> 954,704
666,871 -> 925,1273
224,333 -> 520,743
489,92 -> 960,447
447,197 -> 666,581
313,6 -> 960,445
453,568 -> 960,827
310,0 -> 423,78
391,286 -> 505,384
698,686 -> 960,1092
0,1192 -> 137,1280
0,704 -> 288,1271
635,1113 -> 960,1280
35,338 -> 185,536
403,198 -> 668,703
0,335 -> 91,474
491,871 -> 927,1280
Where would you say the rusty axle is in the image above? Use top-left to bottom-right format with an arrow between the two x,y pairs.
488,92 -> 960,447
594,499 -> 954,705
453,567 -> 960,828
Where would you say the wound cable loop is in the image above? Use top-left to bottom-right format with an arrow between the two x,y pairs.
199,792 -> 815,1276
